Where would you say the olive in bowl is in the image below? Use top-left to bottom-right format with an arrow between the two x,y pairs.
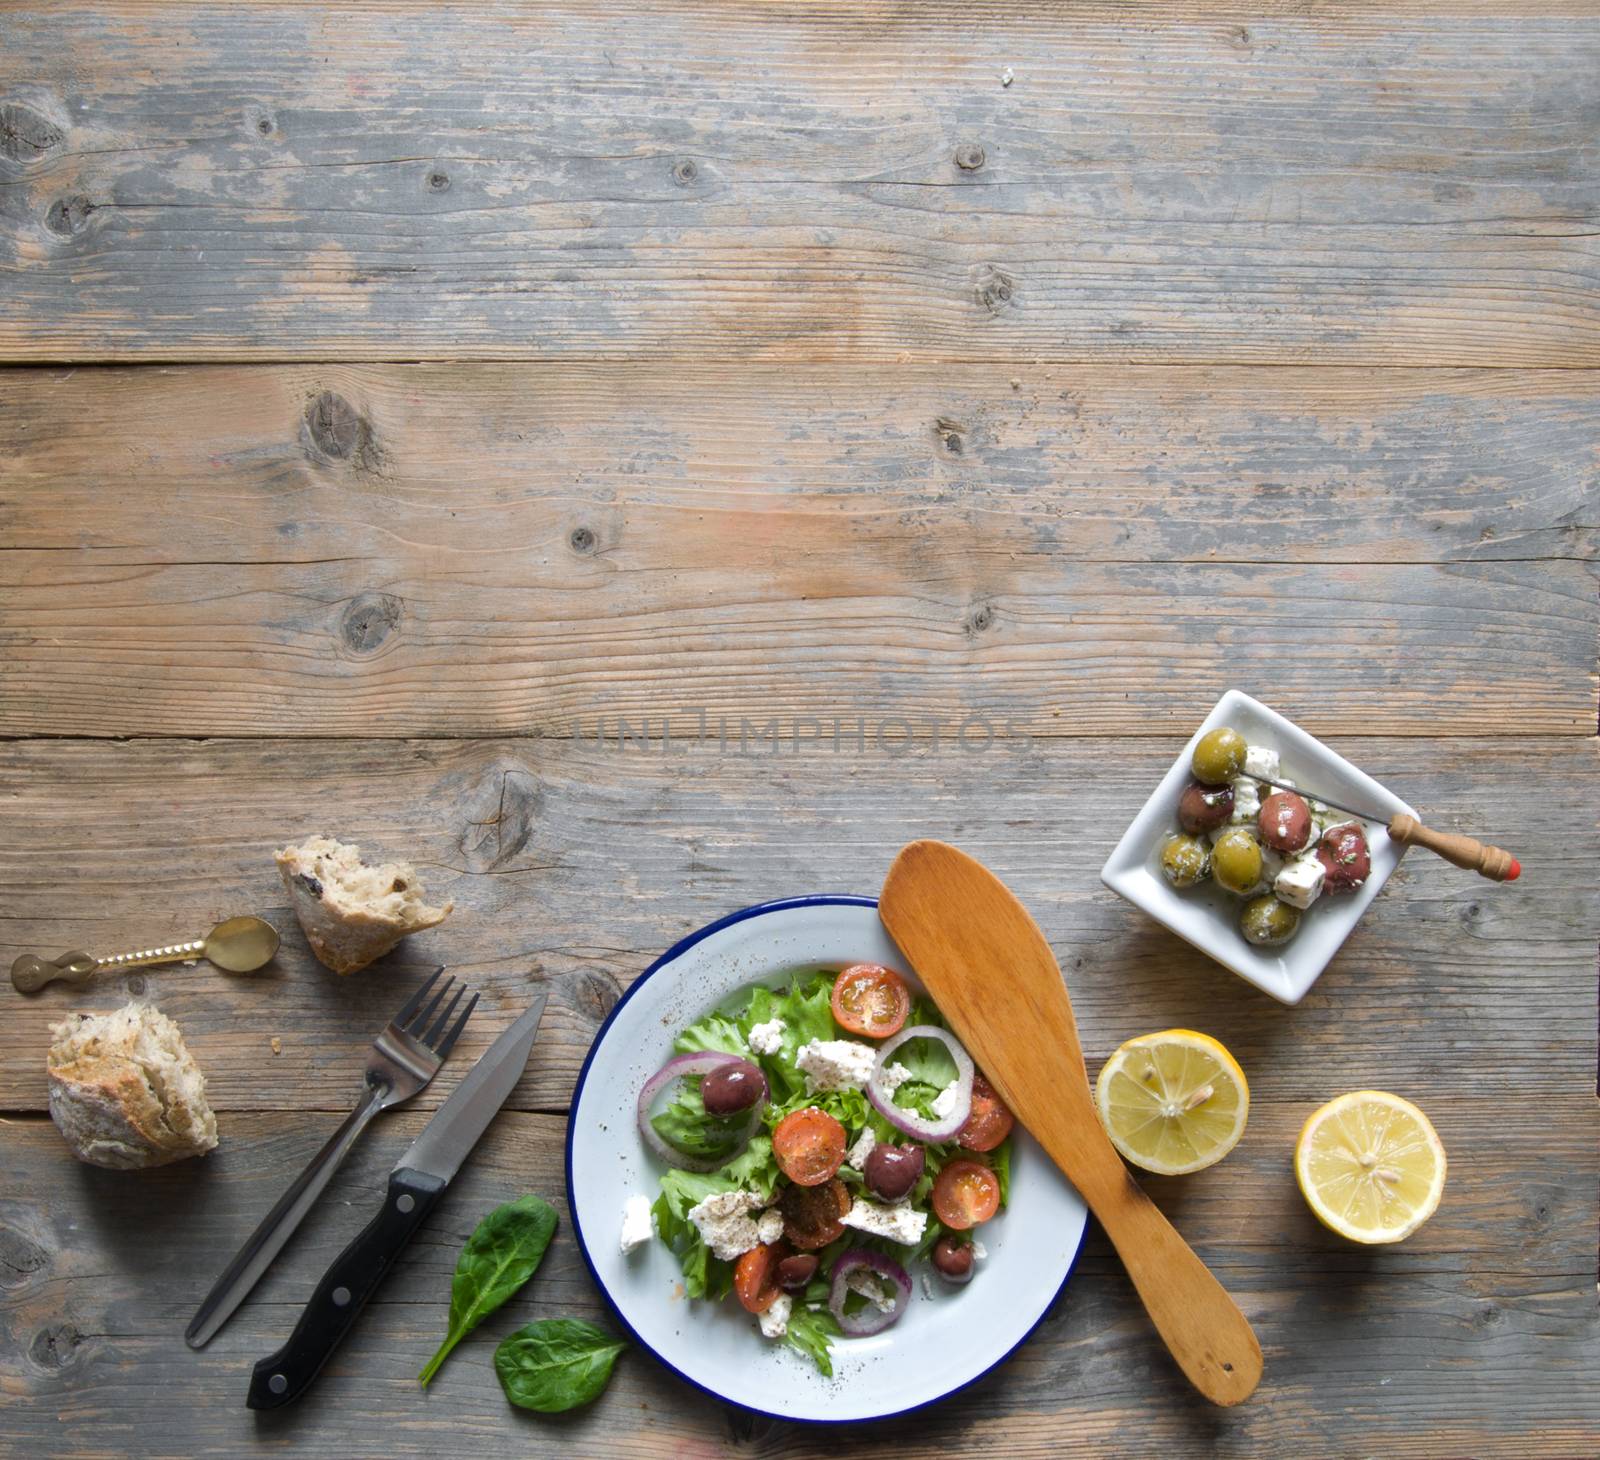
1178,780 -> 1234,834
1316,824 -> 1372,892
1259,790 -> 1312,853
1240,894 -> 1301,947
1211,828 -> 1264,895
1160,833 -> 1211,889
1192,727 -> 1247,786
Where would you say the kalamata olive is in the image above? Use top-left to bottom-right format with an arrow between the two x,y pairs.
776,1253 -> 818,1290
931,1235 -> 975,1285
1159,833 -> 1210,889
1178,779 -> 1234,834
1258,791 -> 1311,853
1211,828 -> 1263,895
863,1143 -> 925,1203
1192,727 -> 1247,785
700,1059 -> 766,1116
1316,824 -> 1371,892
1239,894 -> 1301,947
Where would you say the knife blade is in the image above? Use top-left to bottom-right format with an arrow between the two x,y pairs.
246,991 -> 548,1409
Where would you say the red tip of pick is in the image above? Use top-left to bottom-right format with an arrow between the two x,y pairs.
1507,859 -> 1521,881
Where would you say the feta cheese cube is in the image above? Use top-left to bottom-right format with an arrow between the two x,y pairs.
758,1293 -> 792,1338
756,1208 -> 784,1245
840,1197 -> 927,1245
930,1081 -> 962,1122
971,1238 -> 988,1260
686,1189 -> 763,1261
1274,855 -> 1325,910
747,1017 -> 785,1056
619,1194 -> 654,1255
1243,744 -> 1280,782
846,1269 -> 898,1313
1228,776 -> 1262,826
795,1038 -> 877,1094
846,1127 -> 877,1171
878,1062 -> 913,1095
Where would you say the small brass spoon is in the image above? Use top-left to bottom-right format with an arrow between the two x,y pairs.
11,916 -> 280,995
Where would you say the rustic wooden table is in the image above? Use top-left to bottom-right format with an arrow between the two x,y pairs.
2,3 -> 1597,1456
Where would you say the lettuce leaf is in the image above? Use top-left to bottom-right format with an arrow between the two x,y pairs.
650,1170 -> 737,1300
783,1304 -> 841,1377
716,1133 -> 781,1202
650,1079 -> 752,1160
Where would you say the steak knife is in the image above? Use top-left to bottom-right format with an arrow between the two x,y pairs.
246,991 -> 547,1409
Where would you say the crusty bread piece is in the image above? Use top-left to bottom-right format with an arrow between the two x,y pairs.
275,835 -> 452,975
47,1002 -> 218,1169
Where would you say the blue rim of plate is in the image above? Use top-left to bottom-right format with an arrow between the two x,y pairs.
563,892 -> 1088,1426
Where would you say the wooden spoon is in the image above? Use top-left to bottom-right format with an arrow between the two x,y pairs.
880,839 -> 1263,1406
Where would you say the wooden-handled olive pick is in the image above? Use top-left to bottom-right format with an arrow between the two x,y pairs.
1253,775 -> 1520,882
880,840 -> 1263,1407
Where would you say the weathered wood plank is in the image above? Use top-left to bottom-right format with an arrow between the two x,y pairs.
1,735 -> 1590,1115
1,3 -> 1596,363
2,365 -> 1595,738
1,1105 -> 1595,1458
6,365 -> 1595,565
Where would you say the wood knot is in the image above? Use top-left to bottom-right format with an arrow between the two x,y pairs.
1226,24 -> 1252,50
44,194 -> 93,238
0,1226 -> 50,1288
965,603 -> 995,636
126,974 -> 147,997
569,526 -> 597,555
973,264 -> 1016,314
302,390 -> 380,470
28,1323 -> 83,1372
460,766 -> 541,871
575,969 -> 622,1024
954,142 -> 986,171
0,101 -> 65,163
426,169 -> 450,192
248,106 -> 277,138
339,592 -> 403,656
933,416 -> 968,457
671,159 -> 698,186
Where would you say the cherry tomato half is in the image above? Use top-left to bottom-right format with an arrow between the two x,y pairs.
733,1241 -> 788,1314
772,1106 -> 847,1186
780,1178 -> 851,1251
932,1158 -> 1001,1229
957,1073 -> 1015,1153
831,963 -> 911,1039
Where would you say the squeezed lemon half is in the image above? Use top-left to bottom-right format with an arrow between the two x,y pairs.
1295,1090 -> 1446,1243
1095,1029 -> 1249,1175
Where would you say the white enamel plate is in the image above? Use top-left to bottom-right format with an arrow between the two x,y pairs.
566,896 -> 1088,1423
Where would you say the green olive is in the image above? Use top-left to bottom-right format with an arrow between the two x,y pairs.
1211,828 -> 1263,895
1192,726 -> 1248,785
1240,894 -> 1301,947
1160,833 -> 1210,889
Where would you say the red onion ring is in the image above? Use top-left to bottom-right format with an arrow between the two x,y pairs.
828,1248 -> 912,1335
867,1025 -> 974,1142
637,1052 -> 765,1172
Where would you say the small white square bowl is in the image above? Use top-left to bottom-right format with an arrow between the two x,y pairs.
1100,690 -> 1417,1005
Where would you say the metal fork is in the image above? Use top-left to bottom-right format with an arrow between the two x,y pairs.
185,967 -> 478,1349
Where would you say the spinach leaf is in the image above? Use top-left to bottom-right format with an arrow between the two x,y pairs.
419,1195 -> 558,1386
494,1318 -> 627,1413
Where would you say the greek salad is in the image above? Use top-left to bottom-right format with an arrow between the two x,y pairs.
625,964 -> 1015,1375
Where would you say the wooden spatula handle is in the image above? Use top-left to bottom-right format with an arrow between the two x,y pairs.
1075,1153 -> 1263,1405
1388,814 -> 1520,881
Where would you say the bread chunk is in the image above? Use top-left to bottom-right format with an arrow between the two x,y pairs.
48,1002 -> 218,1168
276,835 -> 452,975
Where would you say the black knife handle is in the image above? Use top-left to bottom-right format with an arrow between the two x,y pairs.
246,1167 -> 446,1410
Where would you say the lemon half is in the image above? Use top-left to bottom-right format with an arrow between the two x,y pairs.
1095,1029 -> 1250,1175
1295,1090 -> 1446,1243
